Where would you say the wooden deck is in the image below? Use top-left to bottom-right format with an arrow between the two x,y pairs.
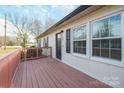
11,57 -> 111,88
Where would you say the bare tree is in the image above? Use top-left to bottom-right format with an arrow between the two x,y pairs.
31,19 -> 42,36
27,17 -> 43,47
7,12 -> 34,48
7,11 -> 56,48
44,14 -> 56,30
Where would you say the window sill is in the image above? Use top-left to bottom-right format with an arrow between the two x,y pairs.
71,53 -> 124,68
90,56 -> 124,68
72,53 -> 87,59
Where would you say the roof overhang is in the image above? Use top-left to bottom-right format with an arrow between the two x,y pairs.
36,5 -> 104,39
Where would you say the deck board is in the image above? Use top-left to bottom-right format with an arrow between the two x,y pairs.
21,62 -> 27,88
42,61 -> 65,88
38,62 -> 58,88
11,57 -> 112,88
32,62 -> 47,88
29,61 -> 39,88
47,60 -> 85,87
43,60 -> 79,88
26,62 -> 33,88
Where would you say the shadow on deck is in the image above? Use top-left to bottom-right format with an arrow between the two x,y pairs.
11,57 -> 111,88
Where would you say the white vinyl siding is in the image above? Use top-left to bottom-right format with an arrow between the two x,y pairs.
39,6 -> 124,87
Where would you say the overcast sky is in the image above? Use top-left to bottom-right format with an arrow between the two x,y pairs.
0,5 -> 78,36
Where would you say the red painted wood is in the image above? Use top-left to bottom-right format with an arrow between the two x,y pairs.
0,49 -> 21,88
29,61 -> 40,88
11,57 -> 112,88
21,47 -> 52,61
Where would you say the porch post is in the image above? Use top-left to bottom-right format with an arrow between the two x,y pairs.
37,47 -> 38,57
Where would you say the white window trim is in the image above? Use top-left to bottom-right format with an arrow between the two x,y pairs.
71,23 -> 87,56
121,11 -> 124,66
90,11 -> 124,67
91,11 -> 122,24
90,56 -> 124,67
92,36 -> 121,40
69,10 -> 124,67
72,53 -> 87,59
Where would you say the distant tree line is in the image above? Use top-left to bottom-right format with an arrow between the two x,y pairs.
0,36 -> 20,46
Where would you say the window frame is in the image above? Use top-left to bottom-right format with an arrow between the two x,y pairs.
72,24 -> 87,56
43,36 -> 49,47
90,12 -> 123,64
46,36 -> 49,46
69,11 -> 124,67
43,38 -> 46,47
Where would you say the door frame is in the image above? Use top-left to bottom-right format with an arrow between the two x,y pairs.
56,31 -> 63,60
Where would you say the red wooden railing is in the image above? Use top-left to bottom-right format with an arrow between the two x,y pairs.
0,49 -> 21,88
21,47 -> 52,61
0,47 -> 52,87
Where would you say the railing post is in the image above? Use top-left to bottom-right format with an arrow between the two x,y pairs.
21,47 -> 52,61
24,48 -> 27,61
37,47 -> 38,57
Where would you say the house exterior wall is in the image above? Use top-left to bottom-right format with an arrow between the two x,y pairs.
40,6 -> 124,87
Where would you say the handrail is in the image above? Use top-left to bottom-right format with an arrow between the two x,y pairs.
21,47 -> 52,61
0,47 -> 52,87
0,49 -> 21,88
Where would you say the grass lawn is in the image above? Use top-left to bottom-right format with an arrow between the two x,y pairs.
0,48 -> 16,57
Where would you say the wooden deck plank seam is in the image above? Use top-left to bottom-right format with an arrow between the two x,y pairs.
37,61 -> 58,88
11,58 -> 112,88
43,59 -> 81,88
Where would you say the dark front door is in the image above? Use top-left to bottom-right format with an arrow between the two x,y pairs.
56,32 -> 62,60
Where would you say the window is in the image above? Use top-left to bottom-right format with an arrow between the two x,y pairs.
73,25 -> 86,54
92,14 -> 121,61
43,38 -> 45,46
43,37 -> 49,47
66,29 -> 71,53
46,37 -> 49,46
